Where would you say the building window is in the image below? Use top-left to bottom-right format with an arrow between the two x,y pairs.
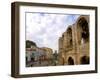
31,57 -> 34,62
26,57 -> 28,63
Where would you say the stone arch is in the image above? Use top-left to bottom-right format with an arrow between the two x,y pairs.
76,16 -> 89,44
68,57 -> 74,65
66,27 -> 73,47
80,56 -> 89,64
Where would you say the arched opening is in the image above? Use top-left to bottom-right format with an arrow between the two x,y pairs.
67,27 -> 73,47
68,57 -> 74,65
80,56 -> 89,64
70,39 -> 72,45
77,17 -> 89,44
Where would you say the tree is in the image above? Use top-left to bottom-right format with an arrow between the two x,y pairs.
26,40 -> 37,48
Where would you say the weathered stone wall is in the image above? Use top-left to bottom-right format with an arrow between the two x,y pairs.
58,15 -> 89,65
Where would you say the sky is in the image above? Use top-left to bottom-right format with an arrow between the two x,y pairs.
26,12 -> 80,52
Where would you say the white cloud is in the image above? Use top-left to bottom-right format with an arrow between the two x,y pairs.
26,12 -> 79,52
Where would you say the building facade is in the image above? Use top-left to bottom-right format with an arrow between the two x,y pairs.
41,47 -> 53,60
26,42 -> 53,64
58,15 -> 90,65
26,46 -> 46,62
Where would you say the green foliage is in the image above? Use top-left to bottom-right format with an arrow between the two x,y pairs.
26,40 -> 37,48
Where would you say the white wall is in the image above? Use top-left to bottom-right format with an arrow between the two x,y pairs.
0,0 -> 100,80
